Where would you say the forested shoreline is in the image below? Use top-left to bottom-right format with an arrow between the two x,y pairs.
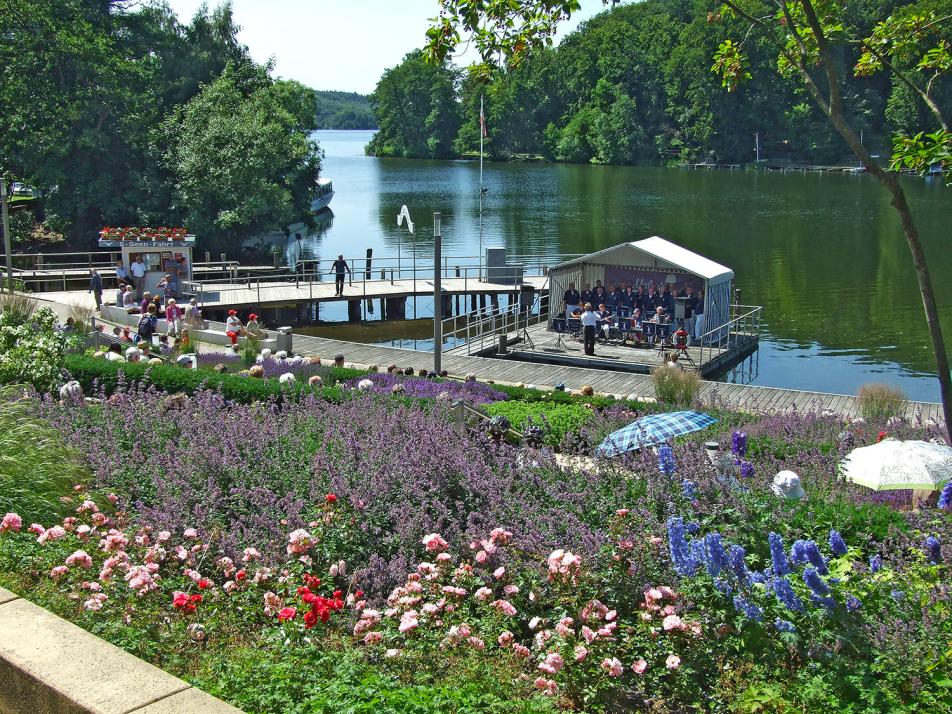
314,91 -> 377,130
367,0 -> 951,166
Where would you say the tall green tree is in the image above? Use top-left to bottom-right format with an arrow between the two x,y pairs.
161,66 -> 321,254
367,50 -> 462,158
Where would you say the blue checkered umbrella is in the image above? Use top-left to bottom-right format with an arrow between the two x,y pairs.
595,410 -> 718,457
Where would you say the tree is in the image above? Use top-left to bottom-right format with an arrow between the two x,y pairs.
366,51 -> 462,159
161,66 -> 321,255
425,0 -> 952,436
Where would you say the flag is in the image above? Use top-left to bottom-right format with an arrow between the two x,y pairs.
479,97 -> 488,139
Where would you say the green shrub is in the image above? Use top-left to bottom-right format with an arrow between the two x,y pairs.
0,391 -> 89,523
490,383 -> 640,409
483,400 -> 593,446
651,365 -> 701,406
0,305 -> 73,392
63,354 -> 364,404
857,382 -> 907,421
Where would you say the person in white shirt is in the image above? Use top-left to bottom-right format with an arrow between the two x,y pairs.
580,303 -> 597,356
130,256 -> 147,299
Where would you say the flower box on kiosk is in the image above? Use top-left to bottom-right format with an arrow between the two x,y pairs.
97,227 -> 196,296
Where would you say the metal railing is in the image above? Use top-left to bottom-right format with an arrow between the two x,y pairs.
696,304 -> 763,368
441,278 -> 549,356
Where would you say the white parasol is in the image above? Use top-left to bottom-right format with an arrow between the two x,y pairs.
841,439 -> 952,491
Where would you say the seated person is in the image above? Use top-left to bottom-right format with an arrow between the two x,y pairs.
596,303 -> 613,339
185,298 -> 205,329
246,313 -> 268,339
654,306 -> 671,324
569,305 -> 583,319
121,285 -> 139,312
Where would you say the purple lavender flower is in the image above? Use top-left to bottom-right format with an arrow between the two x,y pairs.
938,481 -> 952,510
774,618 -> 796,633
768,532 -> 790,576
924,536 -> 942,564
772,576 -> 804,612
803,567 -> 830,597
342,373 -> 506,405
732,595 -> 763,622
828,529 -> 848,556
658,445 -> 676,475
731,430 -> 748,457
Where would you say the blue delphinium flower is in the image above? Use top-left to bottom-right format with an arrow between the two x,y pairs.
728,544 -> 752,588
714,578 -> 734,596
681,479 -> 696,500
891,589 -> 905,600
939,482 -> 952,510
667,517 -> 698,576
685,521 -> 701,535
703,533 -> 729,578
869,554 -> 883,573
731,430 -> 748,457
768,532 -> 790,576
803,567 -> 830,597
924,536 -> 942,564
738,459 -> 755,478
772,576 -> 804,612
733,594 -> 764,622
774,618 -> 796,633
658,445 -> 676,475
829,530 -> 848,556
790,539 -> 810,566
845,594 -> 862,612
750,570 -> 767,585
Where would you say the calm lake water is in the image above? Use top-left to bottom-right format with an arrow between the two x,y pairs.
297,129 -> 950,402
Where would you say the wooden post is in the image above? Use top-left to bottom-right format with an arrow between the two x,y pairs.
455,266 -> 461,315
347,300 -> 361,322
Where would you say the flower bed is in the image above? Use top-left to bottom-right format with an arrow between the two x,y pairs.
342,372 -> 509,404
0,375 -> 949,711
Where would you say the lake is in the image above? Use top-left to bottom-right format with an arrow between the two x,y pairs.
295,129 -> 950,402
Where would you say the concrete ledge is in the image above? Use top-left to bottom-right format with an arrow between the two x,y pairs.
0,588 -> 241,714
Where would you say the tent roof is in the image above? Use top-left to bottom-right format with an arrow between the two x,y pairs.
552,236 -> 733,283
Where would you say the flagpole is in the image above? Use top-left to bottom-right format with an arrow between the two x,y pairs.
478,93 -> 484,283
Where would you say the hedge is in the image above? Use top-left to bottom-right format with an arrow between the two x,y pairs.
482,401 -> 597,446
63,354 -> 364,404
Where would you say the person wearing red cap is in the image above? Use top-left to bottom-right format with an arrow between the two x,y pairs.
246,313 -> 268,340
225,310 -> 243,349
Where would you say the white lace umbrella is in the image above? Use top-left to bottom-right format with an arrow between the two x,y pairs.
841,439 -> 952,491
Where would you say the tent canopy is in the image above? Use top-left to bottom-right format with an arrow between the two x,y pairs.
552,236 -> 733,285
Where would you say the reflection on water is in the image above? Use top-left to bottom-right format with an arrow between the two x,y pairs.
297,130 -> 950,402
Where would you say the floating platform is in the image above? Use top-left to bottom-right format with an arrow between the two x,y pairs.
446,321 -> 759,378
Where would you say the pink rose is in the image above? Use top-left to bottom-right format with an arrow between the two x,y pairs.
665,654 -> 681,670
50,565 -> 69,579
574,644 -> 588,662
601,657 -> 624,677
662,614 -> 683,631
422,533 -> 449,552
538,652 -> 564,674
493,566 -> 506,579
1,512 -> 22,532
632,659 -> 648,674
497,631 -> 514,647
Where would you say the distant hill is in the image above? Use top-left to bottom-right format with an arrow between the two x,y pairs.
314,90 -> 377,130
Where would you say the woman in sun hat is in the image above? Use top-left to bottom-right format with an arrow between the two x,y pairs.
225,309 -> 243,349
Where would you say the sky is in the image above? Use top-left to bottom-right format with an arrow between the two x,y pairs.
162,0 -> 606,94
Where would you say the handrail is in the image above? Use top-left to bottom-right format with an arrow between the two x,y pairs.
696,304 -> 763,369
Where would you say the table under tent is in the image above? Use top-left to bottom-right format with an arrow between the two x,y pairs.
546,237 -> 735,344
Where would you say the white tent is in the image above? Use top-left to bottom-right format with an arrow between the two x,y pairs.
548,237 -> 735,343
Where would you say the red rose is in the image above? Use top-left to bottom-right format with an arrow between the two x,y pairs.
877,431 -> 887,442
235,569 -> 247,581
325,493 -> 337,504
277,607 -> 297,622
172,591 -> 189,609
190,593 -> 202,604
197,578 -> 210,589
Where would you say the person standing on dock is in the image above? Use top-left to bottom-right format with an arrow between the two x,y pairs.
580,303 -> 597,356
330,254 -> 351,296
131,255 -> 146,299
89,268 -> 103,311
563,282 -> 580,320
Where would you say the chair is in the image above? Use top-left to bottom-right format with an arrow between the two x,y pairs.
551,318 -> 568,350
656,323 -> 671,355
642,321 -> 657,348
567,317 -> 582,341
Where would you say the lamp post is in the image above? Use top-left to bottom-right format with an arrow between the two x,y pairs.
433,211 -> 442,375
0,179 -> 11,293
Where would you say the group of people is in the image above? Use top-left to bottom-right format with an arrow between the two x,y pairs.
563,279 -> 706,347
225,310 -> 268,349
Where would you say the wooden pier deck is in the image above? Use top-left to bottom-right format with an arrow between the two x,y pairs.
289,333 -> 943,423
446,322 -> 758,378
29,276 -> 548,312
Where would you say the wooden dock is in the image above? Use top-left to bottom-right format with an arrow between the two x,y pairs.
446,322 -> 757,378
288,333 -> 943,423
29,276 -> 548,312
